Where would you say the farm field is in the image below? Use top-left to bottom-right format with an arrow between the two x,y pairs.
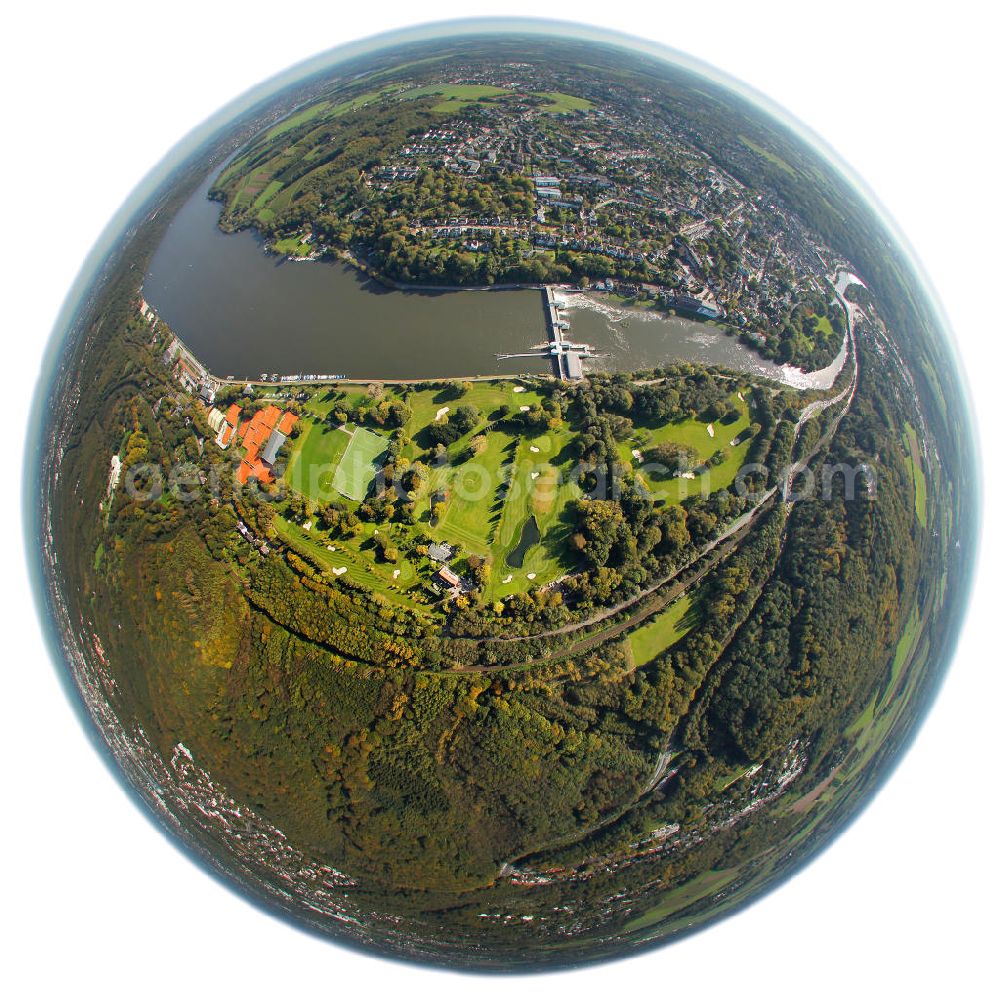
792,601 -> 931,828
264,100 -> 332,141
221,85 -> 405,213
623,868 -> 737,935
845,604 -> 925,750
884,606 -> 923,704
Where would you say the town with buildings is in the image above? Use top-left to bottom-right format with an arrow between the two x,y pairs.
368,84 -> 836,346
211,59 -> 844,370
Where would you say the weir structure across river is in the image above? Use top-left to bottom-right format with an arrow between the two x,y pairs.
496,287 -> 595,379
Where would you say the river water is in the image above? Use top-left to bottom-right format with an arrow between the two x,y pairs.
144,173 -> 843,386
561,293 -> 793,379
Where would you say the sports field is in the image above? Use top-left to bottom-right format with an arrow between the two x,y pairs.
284,419 -> 351,504
332,426 -> 386,501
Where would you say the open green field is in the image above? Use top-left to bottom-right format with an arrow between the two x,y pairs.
623,868 -> 736,935
272,234 -> 313,256
400,84 -> 593,115
328,86 -> 400,116
218,86 -> 401,220
846,604 -> 924,743
300,386 -> 371,420
739,135 -> 797,176
434,428 -> 516,553
814,314 -> 834,337
402,83 -> 512,112
403,381 -> 543,440
485,429 -> 580,598
883,606 -> 923,706
789,601 -> 932,830
392,384 -> 578,594
332,426 -> 387,501
264,85 -> 399,143
904,421 -> 928,527
364,55 -> 451,83
275,378 -> 753,611
273,381 -> 573,610
253,179 -> 284,209
284,419 -> 352,503
628,594 -> 697,666
535,91 -> 594,113
275,514 -> 429,612
265,101 -> 332,141
214,79 -> 596,241
624,391 -> 754,504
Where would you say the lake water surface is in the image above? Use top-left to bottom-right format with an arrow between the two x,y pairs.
145,176 -> 550,380
144,173 -> 841,386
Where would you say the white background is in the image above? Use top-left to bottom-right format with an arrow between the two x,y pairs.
3,2 -> 997,996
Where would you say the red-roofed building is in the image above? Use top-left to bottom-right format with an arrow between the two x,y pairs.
235,458 -> 255,485
214,402 -> 244,451
241,404 -> 282,452
233,403 -> 294,486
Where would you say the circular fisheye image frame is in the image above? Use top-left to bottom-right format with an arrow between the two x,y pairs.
25,15 -> 979,975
